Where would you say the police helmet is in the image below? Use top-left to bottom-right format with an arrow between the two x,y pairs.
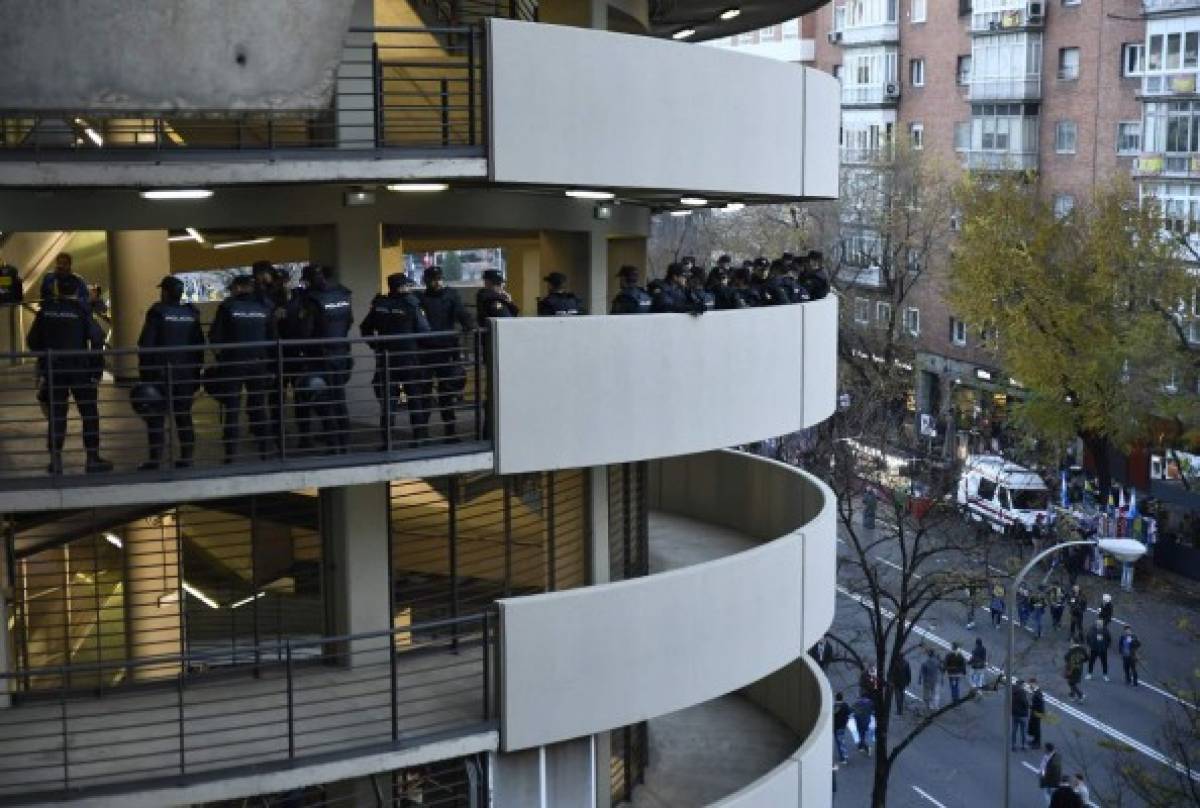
423,266 -> 444,283
717,254 -> 733,265
387,272 -> 413,292
616,265 -> 640,280
130,383 -> 166,417
158,276 -> 184,296
482,269 -> 505,284
544,271 -> 567,288
753,257 -> 770,270
251,260 -> 275,279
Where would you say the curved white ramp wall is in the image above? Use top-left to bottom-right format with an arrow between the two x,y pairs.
498,450 -> 836,751
488,19 -> 840,198
492,296 -> 838,475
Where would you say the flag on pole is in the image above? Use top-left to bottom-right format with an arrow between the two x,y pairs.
1118,487 -> 1127,511
1061,470 -> 1070,509
1129,490 -> 1139,520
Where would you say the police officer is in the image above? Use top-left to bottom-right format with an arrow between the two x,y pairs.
610,265 -> 652,315
251,261 -> 290,442
0,260 -> 22,305
361,272 -> 431,449
418,266 -> 474,442
285,265 -> 354,453
537,272 -> 585,316
778,252 -> 806,303
652,264 -> 705,314
209,274 -> 276,463
799,250 -> 831,300
708,267 -> 745,310
476,270 -> 518,440
730,266 -> 762,307
27,274 -> 110,474
750,258 -> 791,305
135,276 -> 205,470
39,253 -> 90,311
688,267 -> 716,311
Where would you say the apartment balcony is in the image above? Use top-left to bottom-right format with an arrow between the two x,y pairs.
833,22 -> 900,46
963,149 -> 1039,172
1140,72 -> 1200,97
970,5 -> 1045,33
841,83 -> 901,107
840,146 -> 894,165
1133,153 -> 1200,178
1143,0 -> 1200,13
969,76 -> 1042,101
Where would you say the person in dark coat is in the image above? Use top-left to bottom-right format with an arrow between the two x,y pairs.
1040,744 -> 1065,805
832,692 -> 851,764
1011,680 -> 1030,751
1049,779 -> 1084,808
610,266 -> 652,315
1027,677 -> 1046,749
536,272 -> 584,316
417,266 -> 474,441
1064,641 -> 1088,701
1067,585 -> 1088,642
1118,625 -> 1141,686
1099,592 -> 1114,628
969,638 -> 988,692
889,651 -> 913,715
211,274 -> 278,462
360,272 -> 431,449
1086,619 -> 1112,681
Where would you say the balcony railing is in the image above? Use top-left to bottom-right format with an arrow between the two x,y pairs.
1143,0 -> 1200,12
0,26 -> 487,157
1134,153 -> 1200,177
836,22 -> 900,45
840,146 -> 894,165
969,76 -> 1042,100
971,7 -> 1044,32
0,331 -> 485,485
963,150 -> 1039,171
841,84 -> 901,106
1141,73 -> 1199,96
0,613 -> 499,800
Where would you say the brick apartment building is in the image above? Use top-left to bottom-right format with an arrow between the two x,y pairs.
713,0 -> 1186,459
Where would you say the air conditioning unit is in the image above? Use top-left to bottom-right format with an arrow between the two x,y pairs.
884,82 -> 900,97
828,30 -> 843,43
1026,1 -> 1044,22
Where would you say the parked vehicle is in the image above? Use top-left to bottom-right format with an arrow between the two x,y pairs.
957,455 -> 1051,534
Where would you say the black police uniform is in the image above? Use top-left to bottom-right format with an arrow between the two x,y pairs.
209,292 -> 276,461
733,285 -> 763,308
361,290 -> 432,447
475,286 -> 518,440
750,276 -> 787,306
651,282 -> 705,314
713,284 -> 746,310
288,285 -> 354,451
137,300 -> 205,467
799,265 -> 830,300
27,297 -> 107,472
40,273 -> 91,311
0,265 -> 22,305
610,285 -> 652,315
695,288 -> 716,311
537,291 -> 585,316
418,286 -> 474,437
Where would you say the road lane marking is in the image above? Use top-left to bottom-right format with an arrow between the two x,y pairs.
911,786 -> 948,808
836,585 -> 1200,783
1021,762 -> 1039,775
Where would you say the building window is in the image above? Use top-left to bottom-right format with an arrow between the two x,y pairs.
855,297 -> 871,324
950,317 -> 968,346
904,307 -> 921,336
1058,47 -> 1081,80
1122,42 -> 1144,77
910,122 -> 924,149
876,301 -> 893,325
910,58 -> 925,87
1055,121 -> 1078,153
784,19 -> 802,39
1117,121 -> 1141,155
1189,320 -> 1200,345
954,121 -> 971,151
912,0 -> 927,23
957,55 -> 972,86
833,64 -> 843,82
1053,193 -> 1075,219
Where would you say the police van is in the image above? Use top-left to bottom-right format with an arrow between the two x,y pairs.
956,455 -> 1051,534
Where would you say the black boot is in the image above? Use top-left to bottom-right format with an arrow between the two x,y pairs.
85,453 -> 113,474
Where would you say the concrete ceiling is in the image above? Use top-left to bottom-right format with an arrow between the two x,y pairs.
649,0 -> 832,41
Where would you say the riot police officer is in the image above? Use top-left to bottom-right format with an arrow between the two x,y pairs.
651,264 -> 705,314
708,267 -> 745,310
209,274 -> 276,463
799,250 -> 831,300
537,272 -> 585,316
610,265 -> 652,315
361,272 -> 431,449
688,267 -> 716,312
750,258 -> 791,305
285,264 -> 354,453
27,274 -> 110,474
418,266 -> 474,442
730,267 -> 762,307
778,252 -> 806,303
476,270 -> 518,439
135,276 -> 205,470
251,261 -> 290,441
39,252 -> 90,311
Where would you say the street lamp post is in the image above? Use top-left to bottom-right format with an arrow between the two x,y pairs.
1001,536 -> 1147,808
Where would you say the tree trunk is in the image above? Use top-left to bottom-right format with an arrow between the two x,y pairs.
871,752 -> 891,808
1082,432 -> 1113,506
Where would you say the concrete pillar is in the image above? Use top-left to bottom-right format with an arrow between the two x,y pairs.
506,242 -> 542,316
108,230 -> 170,381
322,483 -> 392,657
586,228 -> 608,317
337,0 -> 377,148
0,529 -> 10,709
493,736 -> 599,807
123,515 -> 182,680
588,467 -> 610,585
594,732 -> 611,808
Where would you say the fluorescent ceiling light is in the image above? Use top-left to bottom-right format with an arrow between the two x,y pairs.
719,8 -> 741,20
670,210 -> 693,217
385,182 -> 449,192
681,197 -> 708,206
672,28 -> 696,40
167,234 -> 194,243
185,227 -> 205,244
724,202 -> 746,212
75,118 -> 103,147
182,582 -> 219,609
565,189 -> 615,200
141,189 -> 214,200
104,532 -> 122,549
230,592 -> 266,610
213,237 -> 274,250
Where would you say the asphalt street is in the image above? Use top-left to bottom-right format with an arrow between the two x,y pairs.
828,513 -> 1200,808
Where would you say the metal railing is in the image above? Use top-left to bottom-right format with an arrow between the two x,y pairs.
841,84 -> 901,106
0,26 -> 486,155
1143,0 -> 1200,12
969,76 -> 1042,101
963,149 -> 1039,172
0,331 -> 485,483
0,613 -> 499,800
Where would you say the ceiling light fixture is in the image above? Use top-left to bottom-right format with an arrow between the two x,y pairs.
672,28 -> 696,40
669,210 -> 693,217
230,592 -> 266,610
719,8 -> 741,21
103,532 -> 123,549
182,582 -> 219,609
140,189 -> 214,200
213,236 -> 274,250
724,202 -> 746,212
75,118 -> 103,147
681,196 -> 708,206
565,189 -> 615,200
167,234 -> 194,243
385,182 -> 449,192
185,227 -> 205,244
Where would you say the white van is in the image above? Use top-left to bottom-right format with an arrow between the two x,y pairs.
956,455 -> 1051,534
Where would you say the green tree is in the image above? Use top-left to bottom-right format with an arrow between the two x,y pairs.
951,176 -> 1195,495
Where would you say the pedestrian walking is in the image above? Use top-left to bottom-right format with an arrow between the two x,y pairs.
969,637 -> 988,691
1050,776 -> 1083,808
919,648 -> 942,710
1011,680 -> 1030,751
1027,678 -> 1045,750
944,642 -> 967,703
832,692 -> 851,764
1018,585 -> 1032,630
991,584 -> 1006,630
1031,587 -> 1047,639
851,691 -> 875,756
1099,593 -> 1114,629
1064,641 -> 1087,701
1039,743 -> 1063,805
889,651 -> 912,716
1048,584 -> 1066,632
1085,619 -> 1112,681
1072,773 -> 1091,805
1067,585 -> 1088,642
1118,625 -> 1141,686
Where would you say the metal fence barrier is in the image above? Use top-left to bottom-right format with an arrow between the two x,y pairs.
0,331 -> 485,483
0,612 -> 499,801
